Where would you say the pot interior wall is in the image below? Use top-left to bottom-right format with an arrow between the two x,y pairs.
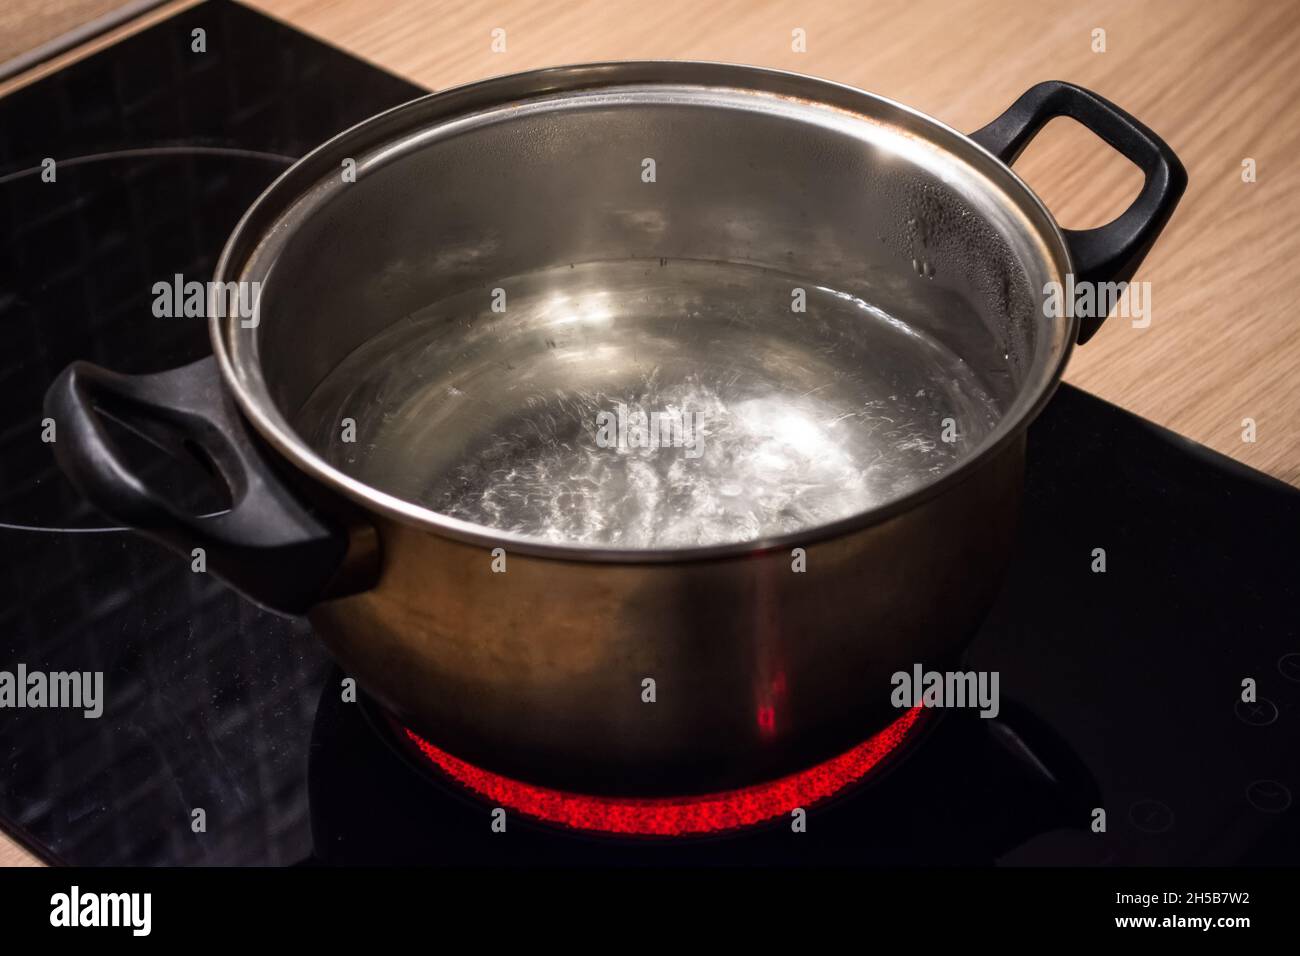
237,85 -> 1064,546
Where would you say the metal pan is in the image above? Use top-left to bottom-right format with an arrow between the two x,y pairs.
46,64 -> 1185,794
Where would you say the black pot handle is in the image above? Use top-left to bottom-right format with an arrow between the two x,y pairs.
971,81 -> 1187,343
44,356 -> 353,615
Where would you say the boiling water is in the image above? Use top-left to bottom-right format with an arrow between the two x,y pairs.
295,259 -> 1004,548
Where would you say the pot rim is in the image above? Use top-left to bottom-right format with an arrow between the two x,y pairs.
210,60 -> 1076,563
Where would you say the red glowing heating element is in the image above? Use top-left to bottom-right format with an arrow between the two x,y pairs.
401,705 -> 925,837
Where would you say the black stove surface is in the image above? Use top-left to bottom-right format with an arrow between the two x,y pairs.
2,0 -> 1298,867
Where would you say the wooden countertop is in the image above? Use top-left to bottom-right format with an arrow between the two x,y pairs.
1,0 -> 1297,867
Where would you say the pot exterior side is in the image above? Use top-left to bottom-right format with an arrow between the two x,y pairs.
308,432 -> 1026,795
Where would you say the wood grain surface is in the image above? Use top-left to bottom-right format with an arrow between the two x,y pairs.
0,0 -> 141,66
0,0 -> 1297,867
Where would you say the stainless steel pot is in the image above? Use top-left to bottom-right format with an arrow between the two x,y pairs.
46,64 -> 1185,794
